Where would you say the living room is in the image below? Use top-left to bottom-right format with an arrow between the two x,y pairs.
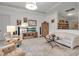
0,1 -> 79,56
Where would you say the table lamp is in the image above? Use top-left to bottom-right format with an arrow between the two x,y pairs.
21,23 -> 28,27
7,26 -> 16,39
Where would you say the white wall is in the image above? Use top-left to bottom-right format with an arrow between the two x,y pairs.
44,12 -> 58,34
1,3 -> 79,37
45,11 -> 79,35
38,2 -> 79,36
0,5 -> 46,36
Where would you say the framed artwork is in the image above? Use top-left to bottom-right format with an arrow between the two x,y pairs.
23,17 -> 27,23
28,20 -> 37,26
51,19 -> 55,23
17,20 -> 21,25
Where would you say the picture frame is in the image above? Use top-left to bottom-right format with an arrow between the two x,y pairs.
23,17 -> 27,23
17,20 -> 21,25
28,20 -> 37,26
51,19 -> 55,23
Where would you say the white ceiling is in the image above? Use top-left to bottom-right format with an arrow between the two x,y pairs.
0,2 -> 78,14
0,2 -> 60,14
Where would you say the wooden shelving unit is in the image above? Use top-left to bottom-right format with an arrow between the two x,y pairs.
58,20 -> 69,29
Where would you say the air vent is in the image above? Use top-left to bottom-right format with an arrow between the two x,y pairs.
66,8 -> 75,12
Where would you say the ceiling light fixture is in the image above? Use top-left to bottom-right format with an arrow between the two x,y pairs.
25,2 -> 37,10
67,13 -> 75,16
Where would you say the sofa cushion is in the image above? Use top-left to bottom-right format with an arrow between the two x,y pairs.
56,39 -> 72,47
5,38 -> 22,45
55,32 -> 78,40
0,43 -> 25,56
55,32 -> 67,39
2,43 -> 16,55
6,48 -> 25,56
55,32 -> 79,48
0,49 -> 4,56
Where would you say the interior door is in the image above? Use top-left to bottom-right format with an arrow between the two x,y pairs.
41,21 -> 49,37
0,14 -> 10,40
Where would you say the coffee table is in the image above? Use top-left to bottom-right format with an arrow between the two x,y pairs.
45,34 -> 60,48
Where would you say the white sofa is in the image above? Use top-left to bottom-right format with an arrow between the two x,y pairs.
55,32 -> 79,49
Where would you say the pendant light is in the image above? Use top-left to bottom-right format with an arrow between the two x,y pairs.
25,2 -> 37,10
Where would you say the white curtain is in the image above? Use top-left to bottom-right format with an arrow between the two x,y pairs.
0,14 -> 10,40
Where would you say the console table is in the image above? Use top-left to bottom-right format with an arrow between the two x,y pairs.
22,32 -> 38,39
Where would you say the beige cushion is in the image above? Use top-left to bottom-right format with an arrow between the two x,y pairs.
5,38 -> 22,45
6,48 -> 25,56
0,43 -> 25,56
2,43 -> 16,55
55,32 -> 67,39
0,49 -> 4,56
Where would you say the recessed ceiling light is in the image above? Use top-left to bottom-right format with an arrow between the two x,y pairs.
67,13 -> 73,16
67,13 -> 75,16
25,2 -> 37,10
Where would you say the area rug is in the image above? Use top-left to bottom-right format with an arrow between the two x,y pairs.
19,37 -> 79,56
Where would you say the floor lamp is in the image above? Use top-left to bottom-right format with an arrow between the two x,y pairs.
7,26 -> 16,39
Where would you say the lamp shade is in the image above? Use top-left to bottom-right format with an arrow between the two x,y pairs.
21,23 -> 28,27
7,26 -> 16,33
